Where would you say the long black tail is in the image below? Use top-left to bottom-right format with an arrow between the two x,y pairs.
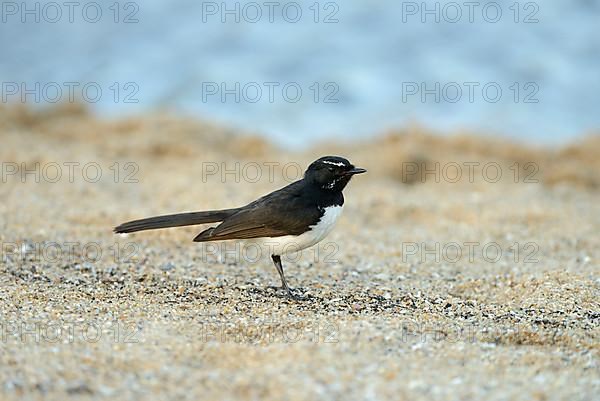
114,209 -> 239,234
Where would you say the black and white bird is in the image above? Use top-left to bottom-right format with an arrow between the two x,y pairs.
114,156 -> 366,297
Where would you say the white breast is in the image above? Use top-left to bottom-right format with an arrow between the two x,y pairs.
263,205 -> 344,256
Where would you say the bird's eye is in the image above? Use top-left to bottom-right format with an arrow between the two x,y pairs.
328,167 -> 334,172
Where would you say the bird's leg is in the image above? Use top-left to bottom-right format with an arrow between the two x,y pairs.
270,255 -> 307,300
271,254 -> 292,294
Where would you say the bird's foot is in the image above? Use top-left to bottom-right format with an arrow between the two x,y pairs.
267,285 -> 308,301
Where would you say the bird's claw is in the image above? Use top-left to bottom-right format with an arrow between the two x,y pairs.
267,285 -> 308,301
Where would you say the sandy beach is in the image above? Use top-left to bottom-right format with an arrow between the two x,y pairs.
1,105 -> 598,400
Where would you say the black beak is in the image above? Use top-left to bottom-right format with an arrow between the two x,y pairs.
346,167 -> 367,175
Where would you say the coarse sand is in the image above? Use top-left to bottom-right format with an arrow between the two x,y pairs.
1,105 -> 598,400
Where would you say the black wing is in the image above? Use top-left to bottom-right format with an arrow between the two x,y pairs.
193,181 -> 321,242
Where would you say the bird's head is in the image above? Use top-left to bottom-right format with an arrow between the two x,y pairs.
304,156 -> 366,192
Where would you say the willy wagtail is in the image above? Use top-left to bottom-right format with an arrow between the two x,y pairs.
114,156 -> 366,297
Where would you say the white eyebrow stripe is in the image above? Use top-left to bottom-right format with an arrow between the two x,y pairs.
322,161 -> 346,167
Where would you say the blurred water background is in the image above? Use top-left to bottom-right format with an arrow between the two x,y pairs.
1,0 -> 599,147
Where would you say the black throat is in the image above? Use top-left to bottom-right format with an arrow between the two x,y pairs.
302,179 -> 345,208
